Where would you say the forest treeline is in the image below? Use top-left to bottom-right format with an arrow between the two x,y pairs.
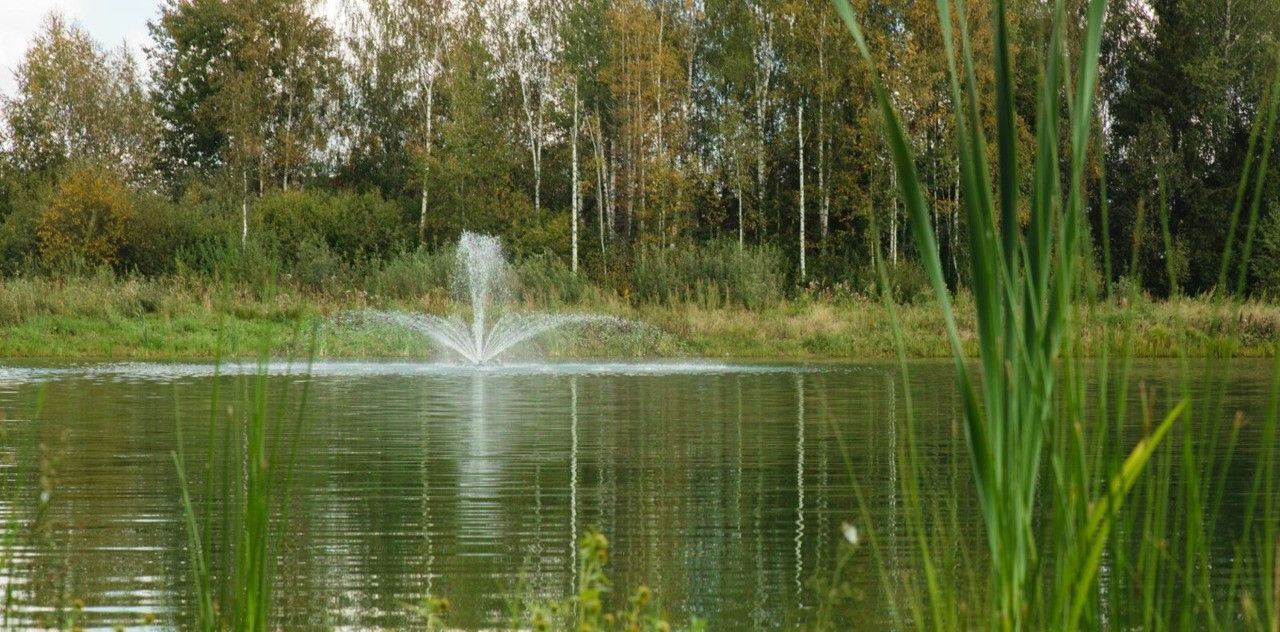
0,0 -> 1278,298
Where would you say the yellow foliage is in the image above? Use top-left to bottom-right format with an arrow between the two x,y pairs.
37,165 -> 133,268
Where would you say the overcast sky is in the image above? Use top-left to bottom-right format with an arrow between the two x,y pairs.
0,0 -> 158,97
0,0 -> 347,99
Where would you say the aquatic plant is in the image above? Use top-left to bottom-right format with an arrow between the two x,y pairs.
832,0 -> 1280,629
486,529 -> 704,632
173,339 -> 314,631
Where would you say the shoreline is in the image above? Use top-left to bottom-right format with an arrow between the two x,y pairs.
0,276 -> 1276,360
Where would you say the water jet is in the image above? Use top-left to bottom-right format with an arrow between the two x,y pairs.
364,233 -> 619,364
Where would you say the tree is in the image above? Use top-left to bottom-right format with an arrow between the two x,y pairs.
1104,0 -> 1280,294
4,13 -> 156,186
563,0 -> 613,267
37,164 -> 134,268
150,0 -> 339,240
342,0 -> 451,243
494,0 -> 562,215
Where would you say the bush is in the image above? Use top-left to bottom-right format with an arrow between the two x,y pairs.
363,248 -> 454,300
1251,205 -> 1280,296
626,241 -> 786,309
0,178 -> 46,274
175,238 -> 280,287
288,239 -> 347,292
37,165 -> 133,269
257,189 -> 409,264
122,194 -> 227,275
877,259 -> 933,304
515,252 -> 587,305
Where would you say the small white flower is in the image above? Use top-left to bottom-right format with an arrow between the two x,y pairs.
842,522 -> 859,546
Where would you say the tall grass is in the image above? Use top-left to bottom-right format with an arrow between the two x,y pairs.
173,338 -> 314,631
833,0 -> 1280,629
625,241 -> 787,310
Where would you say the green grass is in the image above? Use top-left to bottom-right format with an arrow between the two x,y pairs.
0,273 -> 1277,360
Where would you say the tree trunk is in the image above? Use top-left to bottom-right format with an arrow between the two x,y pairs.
737,179 -> 744,251
952,162 -> 959,284
518,74 -> 543,212
756,100 -> 766,243
817,35 -> 828,243
592,115 -> 608,275
571,80 -> 580,274
798,104 -> 806,283
655,4 -> 665,155
283,87 -> 293,191
890,165 -> 898,265
608,139 -> 617,235
241,168 -> 249,245
419,84 -> 435,245
818,95 -> 828,242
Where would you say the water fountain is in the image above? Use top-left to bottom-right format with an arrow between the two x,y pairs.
366,233 -> 618,364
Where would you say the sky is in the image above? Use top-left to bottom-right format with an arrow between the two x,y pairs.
0,0 -> 159,97
0,0 -> 348,99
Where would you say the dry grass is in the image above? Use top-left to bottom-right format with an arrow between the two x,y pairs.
0,273 -> 1275,359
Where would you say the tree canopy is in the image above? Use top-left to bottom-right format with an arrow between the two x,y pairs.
0,0 -> 1276,296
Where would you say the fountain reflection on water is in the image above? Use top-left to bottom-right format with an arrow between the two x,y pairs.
367,233 -> 620,364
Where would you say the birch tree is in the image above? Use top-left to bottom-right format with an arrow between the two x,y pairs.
494,0 -> 561,214
5,14 -> 156,186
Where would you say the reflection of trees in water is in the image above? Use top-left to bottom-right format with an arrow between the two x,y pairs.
0,367 -> 920,629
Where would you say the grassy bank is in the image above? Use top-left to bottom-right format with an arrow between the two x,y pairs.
0,273 -> 1276,359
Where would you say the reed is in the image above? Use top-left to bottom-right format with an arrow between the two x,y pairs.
832,0 -> 1280,629
173,333 -> 315,631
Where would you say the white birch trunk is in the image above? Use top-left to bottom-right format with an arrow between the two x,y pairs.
419,84 -> 435,245
591,115 -> 607,272
890,166 -> 898,264
241,169 -> 249,246
737,177 -> 745,251
571,80 -> 580,274
798,104 -> 806,283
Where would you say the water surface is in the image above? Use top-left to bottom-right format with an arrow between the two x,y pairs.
0,359 -> 1271,629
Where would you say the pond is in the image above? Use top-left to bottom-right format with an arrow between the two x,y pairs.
0,359 -> 1272,629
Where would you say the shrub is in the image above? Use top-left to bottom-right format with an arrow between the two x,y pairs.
515,252 -> 587,305
326,192 -> 410,260
37,165 -> 133,269
288,239 -> 347,292
122,194 -> 226,275
1251,204 -> 1280,296
877,259 -> 933,304
627,241 -> 786,309
175,238 -> 280,288
0,181 -> 46,274
256,189 -> 409,264
363,248 -> 454,300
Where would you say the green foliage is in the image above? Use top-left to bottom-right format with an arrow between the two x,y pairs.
3,14 -> 154,184
500,529 -> 702,632
122,194 -> 225,276
626,241 -> 786,310
0,170 -> 49,274
868,259 -> 932,304
288,239 -> 347,293
362,249 -> 454,300
515,252 -> 590,305
833,0 -> 1280,631
149,0 -> 338,187
1253,205 -> 1280,295
255,189 -> 409,266
37,165 -> 134,270
1103,0 -> 1280,294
